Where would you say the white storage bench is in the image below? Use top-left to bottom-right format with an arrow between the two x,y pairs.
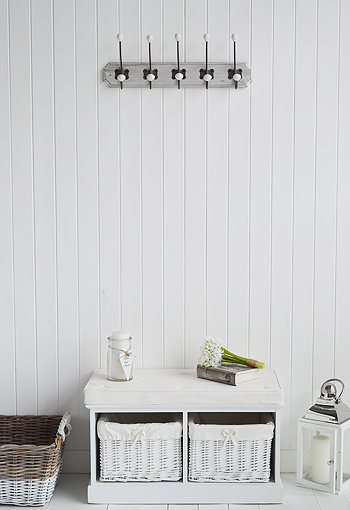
84,368 -> 284,505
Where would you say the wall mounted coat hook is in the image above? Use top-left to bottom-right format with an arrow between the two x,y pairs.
114,34 -> 129,88
200,34 -> 214,89
103,34 -> 251,89
228,34 -> 242,88
171,33 -> 186,89
143,35 -> 158,89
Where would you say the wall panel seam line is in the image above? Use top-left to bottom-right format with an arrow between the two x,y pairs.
226,86 -> 230,348
162,0 -> 165,369
50,0 -> 60,413
204,0 -> 209,339
161,86 -> 164,368
52,0 -> 60,413
119,1 -> 125,332
183,89 -> 186,369
139,7 -> 142,363
227,0 -> 229,349
248,0 -> 252,354
139,0 -> 142,62
183,91 -> 185,369
118,0 -> 120,33
269,0 -> 275,370
205,89 -> 208,337
29,0 -> 39,415
206,0 -> 208,33
289,0 -> 297,451
228,0 -> 234,347
95,0 -> 102,369
6,0 -> 18,414
311,0 -> 320,398
160,0 -> 164,369
140,89 -> 144,369
118,89 -> 122,327
333,0 -> 341,377
118,0 -> 121,327
182,0 -> 185,369
184,0 -> 187,62
161,0 -> 164,63
74,0 -> 81,440
117,0 -> 122,335
248,0 -> 252,356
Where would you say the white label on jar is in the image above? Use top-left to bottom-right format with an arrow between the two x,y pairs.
120,351 -> 133,380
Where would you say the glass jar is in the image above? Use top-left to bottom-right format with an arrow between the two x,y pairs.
107,331 -> 133,381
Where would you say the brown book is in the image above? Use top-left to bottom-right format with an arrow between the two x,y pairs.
197,362 -> 261,386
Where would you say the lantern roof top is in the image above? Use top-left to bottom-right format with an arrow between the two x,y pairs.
304,379 -> 350,424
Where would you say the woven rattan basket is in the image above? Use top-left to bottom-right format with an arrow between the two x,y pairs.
188,412 -> 274,483
97,413 -> 182,482
0,412 -> 71,506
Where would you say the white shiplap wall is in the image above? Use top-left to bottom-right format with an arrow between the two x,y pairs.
1,0 -> 350,473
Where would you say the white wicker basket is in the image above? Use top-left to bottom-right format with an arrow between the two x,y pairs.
0,467 -> 60,507
97,414 -> 182,482
188,413 -> 274,483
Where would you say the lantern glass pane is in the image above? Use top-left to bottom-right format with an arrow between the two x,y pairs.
302,427 -> 332,488
343,427 -> 350,484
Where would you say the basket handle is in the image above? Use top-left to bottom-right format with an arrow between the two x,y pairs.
57,412 -> 72,442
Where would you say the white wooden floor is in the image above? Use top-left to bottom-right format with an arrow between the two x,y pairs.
3,474 -> 350,509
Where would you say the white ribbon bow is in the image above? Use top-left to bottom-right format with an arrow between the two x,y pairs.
132,427 -> 147,445
222,428 -> 238,449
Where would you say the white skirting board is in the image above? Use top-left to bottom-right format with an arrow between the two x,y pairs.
280,449 -> 298,473
62,450 -> 90,474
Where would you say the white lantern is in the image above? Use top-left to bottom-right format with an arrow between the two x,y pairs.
297,379 -> 350,494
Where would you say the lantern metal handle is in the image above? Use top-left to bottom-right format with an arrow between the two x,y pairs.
320,378 -> 344,401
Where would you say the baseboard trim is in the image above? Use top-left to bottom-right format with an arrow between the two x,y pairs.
281,449 -> 297,473
62,449 -> 90,473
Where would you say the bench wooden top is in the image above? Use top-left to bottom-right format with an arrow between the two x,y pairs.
84,368 -> 284,408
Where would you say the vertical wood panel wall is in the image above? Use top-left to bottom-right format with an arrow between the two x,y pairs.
0,0 -> 349,472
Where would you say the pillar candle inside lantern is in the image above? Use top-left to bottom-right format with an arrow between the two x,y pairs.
312,434 -> 330,484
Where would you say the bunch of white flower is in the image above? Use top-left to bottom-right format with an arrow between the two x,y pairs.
198,336 -> 266,369
198,336 -> 224,367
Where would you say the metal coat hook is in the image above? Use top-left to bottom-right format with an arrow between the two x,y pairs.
171,33 -> 186,89
143,35 -> 158,89
200,34 -> 214,89
103,33 -> 251,89
228,34 -> 242,88
114,34 -> 129,88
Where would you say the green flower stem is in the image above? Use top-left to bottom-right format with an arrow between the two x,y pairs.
222,355 -> 245,365
221,348 -> 265,369
221,348 -> 247,364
